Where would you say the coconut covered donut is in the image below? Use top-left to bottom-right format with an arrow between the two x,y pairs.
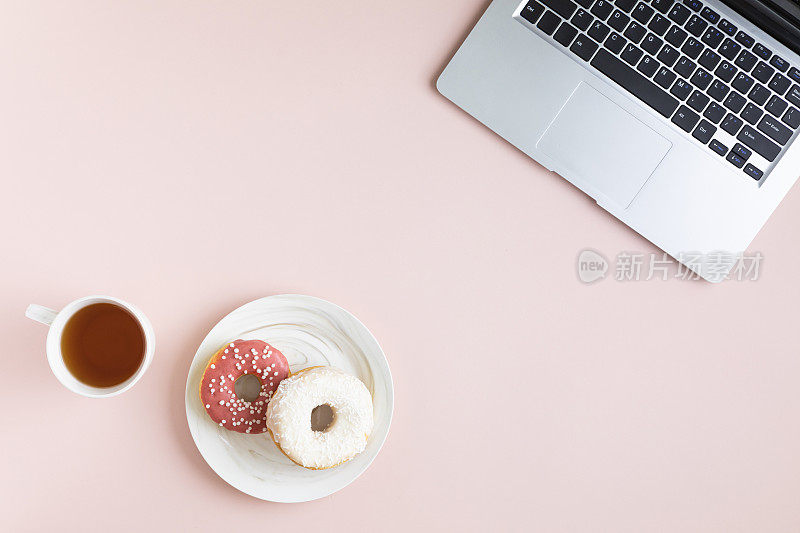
200,339 -> 290,433
266,366 -> 373,469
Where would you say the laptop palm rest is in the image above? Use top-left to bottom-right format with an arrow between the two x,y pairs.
536,82 -> 672,208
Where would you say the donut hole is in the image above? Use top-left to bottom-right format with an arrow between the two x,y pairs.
310,404 -> 335,432
234,374 -> 261,402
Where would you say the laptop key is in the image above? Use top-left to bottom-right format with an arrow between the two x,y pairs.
665,26 -> 688,47
590,48 -> 680,117
654,66 -> 677,88
734,50 -> 757,72
700,7 -> 719,23
570,33 -> 600,60
758,115 -> 793,144
770,55 -> 788,72
735,31 -> 755,48
675,57 -> 696,77
718,19 -> 737,36
651,0 -> 673,14
681,37 -> 703,59
621,43 -> 644,64
572,9 -> 594,30
701,27 -> 724,48
726,151 -> 747,168
685,15 -> 707,37
641,33 -> 663,54
769,73 -> 791,95
624,21 -> 647,43
648,13 -> 671,35
684,0 -> 702,12
670,78 -> 693,100
753,43 -> 771,60
788,67 -> 800,83
576,0 -> 593,8
731,72 -> 754,93
719,39 -> 741,60
698,49 -> 721,70
766,95 -> 788,117
704,102 -> 726,123
743,163 -> 763,180
721,113 -> 744,135
692,119 -> 716,143
591,0 -> 614,19
752,61 -> 775,84
657,44 -> 680,66
688,90 -> 710,112
554,22 -> 580,46
737,125 -> 781,161
542,0 -> 578,19
741,102 -> 763,124
632,3 -> 655,23
708,79 -> 730,101
537,11 -> 562,35
724,91 -> 746,113
732,143 -> 752,159
609,10 -> 630,31
637,55 -> 659,76
672,105 -> 700,131
715,61 -> 736,82
668,3 -> 691,25
589,20 -> 612,42
689,67 -> 712,90
604,31 -> 626,52
782,107 -> 800,128
748,83 -> 770,105
785,85 -> 800,107
709,139 -> 728,155
521,2 -> 547,24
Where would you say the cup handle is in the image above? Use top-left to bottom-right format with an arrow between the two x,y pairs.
26,304 -> 58,326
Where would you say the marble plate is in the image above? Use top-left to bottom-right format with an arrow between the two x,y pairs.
184,295 -> 394,502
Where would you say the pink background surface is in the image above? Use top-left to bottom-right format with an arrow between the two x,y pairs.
3,1 -> 800,531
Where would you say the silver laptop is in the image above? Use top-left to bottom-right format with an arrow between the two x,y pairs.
438,0 -> 800,281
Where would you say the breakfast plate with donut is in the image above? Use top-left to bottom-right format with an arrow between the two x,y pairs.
184,294 -> 393,502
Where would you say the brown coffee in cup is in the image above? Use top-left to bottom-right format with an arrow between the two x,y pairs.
61,303 -> 145,387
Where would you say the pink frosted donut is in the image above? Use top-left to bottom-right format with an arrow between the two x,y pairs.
200,339 -> 290,433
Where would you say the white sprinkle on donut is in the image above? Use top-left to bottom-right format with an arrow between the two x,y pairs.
266,367 -> 374,469
201,339 -> 291,434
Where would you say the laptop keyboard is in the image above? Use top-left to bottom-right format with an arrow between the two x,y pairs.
516,0 -> 800,181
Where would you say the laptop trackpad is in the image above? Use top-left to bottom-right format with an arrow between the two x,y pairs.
537,82 -> 672,208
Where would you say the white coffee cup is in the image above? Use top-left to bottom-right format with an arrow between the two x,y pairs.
26,295 -> 155,398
